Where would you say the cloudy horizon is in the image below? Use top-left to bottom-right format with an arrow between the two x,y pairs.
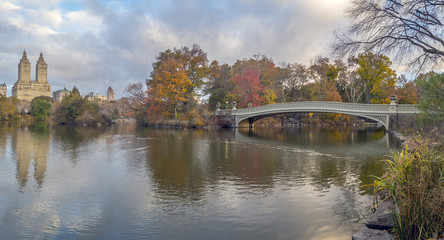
1,0 -> 354,98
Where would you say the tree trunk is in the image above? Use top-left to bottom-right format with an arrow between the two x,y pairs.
174,104 -> 177,121
366,87 -> 370,104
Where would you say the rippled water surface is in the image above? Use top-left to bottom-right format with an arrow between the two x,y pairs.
0,122 -> 399,239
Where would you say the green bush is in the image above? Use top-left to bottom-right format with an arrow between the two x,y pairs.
30,98 -> 52,121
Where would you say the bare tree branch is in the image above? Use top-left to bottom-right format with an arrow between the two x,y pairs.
332,0 -> 444,71
125,82 -> 149,113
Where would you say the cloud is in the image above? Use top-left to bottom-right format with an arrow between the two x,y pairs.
0,0 -> 351,98
7,17 -> 59,36
64,10 -> 103,35
0,0 -> 20,11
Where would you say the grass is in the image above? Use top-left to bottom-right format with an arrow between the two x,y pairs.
374,144 -> 444,239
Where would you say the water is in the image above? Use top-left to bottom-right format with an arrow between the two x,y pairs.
0,122 -> 399,240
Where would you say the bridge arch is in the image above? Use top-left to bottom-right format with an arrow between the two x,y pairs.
236,110 -> 388,129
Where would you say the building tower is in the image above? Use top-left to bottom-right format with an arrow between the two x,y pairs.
12,50 -> 51,101
36,52 -> 47,83
18,50 -> 31,83
107,86 -> 115,101
0,83 -> 6,96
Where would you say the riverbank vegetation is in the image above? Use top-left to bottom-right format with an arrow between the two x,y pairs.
378,74 -> 444,240
375,144 -> 443,240
333,1 -> 444,238
0,86 -> 132,126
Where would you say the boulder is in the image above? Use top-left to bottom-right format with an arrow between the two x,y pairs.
352,228 -> 394,240
365,200 -> 394,230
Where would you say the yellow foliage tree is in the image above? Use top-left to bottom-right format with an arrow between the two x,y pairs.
0,95 -> 15,120
355,53 -> 397,104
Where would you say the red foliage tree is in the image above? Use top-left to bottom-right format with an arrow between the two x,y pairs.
231,68 -> 264,108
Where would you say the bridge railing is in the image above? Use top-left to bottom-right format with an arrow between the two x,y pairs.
214,109 -> 232,116
397,104 -> 420,113
214,102 -> 419,116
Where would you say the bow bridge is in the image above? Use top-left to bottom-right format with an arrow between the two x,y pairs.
214,101 -> 419,130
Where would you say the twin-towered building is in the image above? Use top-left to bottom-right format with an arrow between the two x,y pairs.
6,50 -> 116,103
12,50 -> 51,101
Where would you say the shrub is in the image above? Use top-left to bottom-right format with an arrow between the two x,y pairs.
30,98 -> 52,121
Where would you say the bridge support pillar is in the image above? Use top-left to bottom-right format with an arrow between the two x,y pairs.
236,117 -> 253,128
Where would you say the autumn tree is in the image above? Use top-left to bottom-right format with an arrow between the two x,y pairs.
147,45 -> 208,121
177,44 -> 209,93
395,75 -> 419,104
254,55 -> 279,104
151,44 -> 209,94
232,54 -> 279,105
309,56 -> 343,102
333,0 -> 444,70
0,95 -> 15,120
336,61 -> 366,103
149,58 -> 191,120
309,56 -> 330,101
231,68 -> 264,108
205,61 -> 234,110
354,53 -> 397,104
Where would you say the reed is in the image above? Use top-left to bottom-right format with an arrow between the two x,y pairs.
374,145 -> 444,239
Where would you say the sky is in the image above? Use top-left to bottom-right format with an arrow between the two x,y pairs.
0,0 -> 352,98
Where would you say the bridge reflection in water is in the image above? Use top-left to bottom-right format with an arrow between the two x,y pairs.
234,127 -> 396,155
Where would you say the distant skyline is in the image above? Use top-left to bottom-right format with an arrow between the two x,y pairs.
1,0 -> 353,98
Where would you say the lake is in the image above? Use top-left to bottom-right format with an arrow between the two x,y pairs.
0,122 -> 399,239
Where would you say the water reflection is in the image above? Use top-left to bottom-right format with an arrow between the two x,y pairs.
0,122 -> 51,188
237,126 -> 392,147
0,123 -> 399,240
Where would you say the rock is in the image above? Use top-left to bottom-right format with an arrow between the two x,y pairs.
352,228 -> 394,240
365,200 -> 394,230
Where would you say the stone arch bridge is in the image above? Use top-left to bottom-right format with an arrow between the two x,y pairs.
214,101 -> 419,130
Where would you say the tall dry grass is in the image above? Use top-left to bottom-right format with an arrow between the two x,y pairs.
375,145 -> 443,239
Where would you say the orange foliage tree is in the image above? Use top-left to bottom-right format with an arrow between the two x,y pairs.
148,58 -> 192,121
396,75 -> 419,104
146,45 -> 208,122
